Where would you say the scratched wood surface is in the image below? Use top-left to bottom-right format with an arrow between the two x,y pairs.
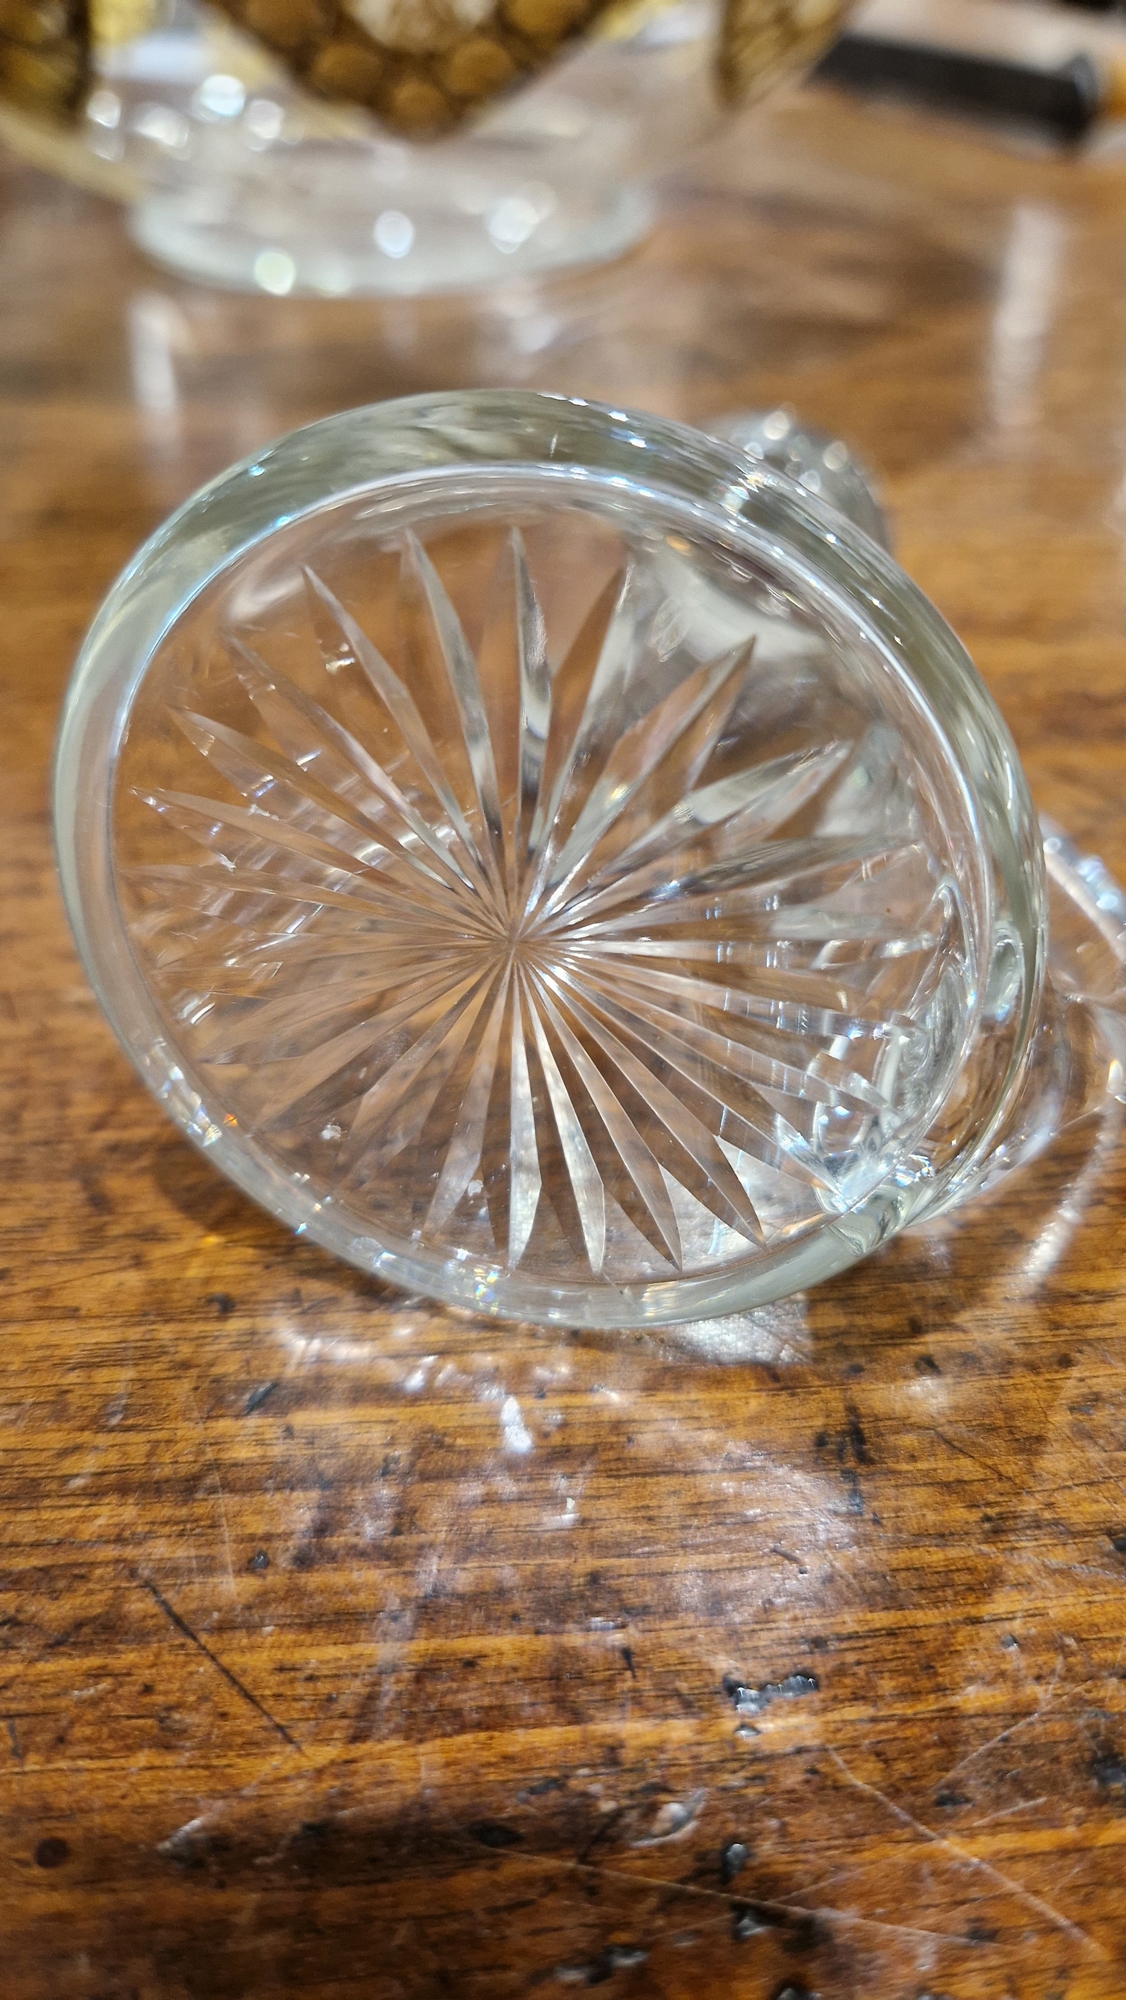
3,78 -> 1126,2000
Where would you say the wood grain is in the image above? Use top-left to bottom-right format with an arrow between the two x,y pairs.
3,82 -> 1126,2000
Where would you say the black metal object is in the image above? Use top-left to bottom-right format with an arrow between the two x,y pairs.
813,34 -> 1103,143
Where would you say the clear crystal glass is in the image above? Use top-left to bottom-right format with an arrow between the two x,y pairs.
0,0 -> 846,294
54,392 -> 1124,1326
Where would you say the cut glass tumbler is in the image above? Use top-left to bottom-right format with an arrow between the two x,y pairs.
55,393 -> 1126,1325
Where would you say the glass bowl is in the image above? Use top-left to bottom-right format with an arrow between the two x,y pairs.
53,391 -> 1126,1326
0,0 -> 848,293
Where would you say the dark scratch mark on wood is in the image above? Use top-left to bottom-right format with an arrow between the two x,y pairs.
576,1807 -> 624,1865
140,1579 -> 299,1749
931,1429 -> 1023,1490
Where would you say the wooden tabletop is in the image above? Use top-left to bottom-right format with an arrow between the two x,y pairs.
4,78 -> 1126,2000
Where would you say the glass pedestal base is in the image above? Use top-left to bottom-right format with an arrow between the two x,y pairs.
108,9 -> 686,297
129,177 -> 654,297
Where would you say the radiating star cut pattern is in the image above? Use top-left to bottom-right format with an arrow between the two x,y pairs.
121,521 -> 966,1287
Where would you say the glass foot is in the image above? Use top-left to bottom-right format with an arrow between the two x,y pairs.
128,178 -> 653,297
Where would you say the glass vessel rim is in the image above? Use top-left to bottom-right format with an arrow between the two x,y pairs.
63,390 -> 1021,749
54,389 -> 1045,1326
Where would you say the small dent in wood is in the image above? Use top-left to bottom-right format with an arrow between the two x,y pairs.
34,1837 -> 69,1869
467,1819 -> 523,1849
555,1945 -> 648,1985
723,1672 -> 819,1716
732,1903 -> 768,1940
1091,1750 -> 1126,1793
720,1838 -> 750,1883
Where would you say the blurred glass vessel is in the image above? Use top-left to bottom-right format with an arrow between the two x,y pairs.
54,392 -> 1126,1327
0,0 -> 847,292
